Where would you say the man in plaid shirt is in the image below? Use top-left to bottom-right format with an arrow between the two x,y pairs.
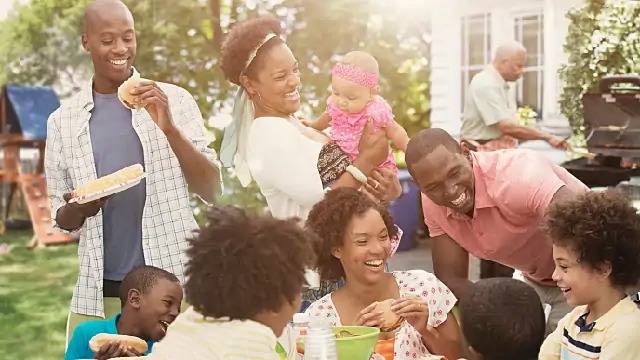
44,0 -> 222,345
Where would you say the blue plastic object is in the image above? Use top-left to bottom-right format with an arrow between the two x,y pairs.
4,85 -> 60,140
388,169 -> 420,251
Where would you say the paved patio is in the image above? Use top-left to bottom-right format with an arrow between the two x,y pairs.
388,236 -> 480,281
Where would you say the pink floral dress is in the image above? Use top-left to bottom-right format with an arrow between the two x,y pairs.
305,270 -> 457,359
326,95 -> 397,171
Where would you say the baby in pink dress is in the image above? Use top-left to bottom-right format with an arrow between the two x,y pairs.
304,51 -> 409,170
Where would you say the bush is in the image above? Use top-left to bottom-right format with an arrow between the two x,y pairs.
559,0 -> 640,138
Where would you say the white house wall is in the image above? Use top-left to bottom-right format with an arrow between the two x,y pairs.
429,0 -> 462,136
429,0 -> 584,138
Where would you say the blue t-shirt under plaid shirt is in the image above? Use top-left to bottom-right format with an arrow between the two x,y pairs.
64,313 -> 155,360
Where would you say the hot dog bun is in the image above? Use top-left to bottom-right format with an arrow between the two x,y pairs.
117,72 -> 144,109
375,299 -> 403,332
89,333 -> 148,354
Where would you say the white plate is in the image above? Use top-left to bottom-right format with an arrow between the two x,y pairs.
69,173 -> 146,204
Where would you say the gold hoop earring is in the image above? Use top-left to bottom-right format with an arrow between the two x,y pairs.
248,92 -> 261,102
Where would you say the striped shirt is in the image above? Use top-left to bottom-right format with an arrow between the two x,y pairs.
539,297 -> 640,360
146,307 -> 280,359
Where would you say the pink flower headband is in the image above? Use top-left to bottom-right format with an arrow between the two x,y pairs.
332,63 -> 379,89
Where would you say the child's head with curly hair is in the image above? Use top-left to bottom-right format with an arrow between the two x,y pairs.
459,278 -> 545,360
544,190 -> 640,308
306,188 -> 398,283
184,205 -> 317,337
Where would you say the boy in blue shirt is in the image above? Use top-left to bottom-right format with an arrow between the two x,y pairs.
65,266 -> 183,359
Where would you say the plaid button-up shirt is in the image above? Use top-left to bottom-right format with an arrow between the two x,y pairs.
45,76 -> 221,317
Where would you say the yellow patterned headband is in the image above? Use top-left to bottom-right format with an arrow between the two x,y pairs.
241,32 -> 278,75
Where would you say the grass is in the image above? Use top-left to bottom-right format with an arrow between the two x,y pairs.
0,230 -> 78,359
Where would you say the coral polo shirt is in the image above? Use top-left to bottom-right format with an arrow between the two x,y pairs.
422,149 -> 588,285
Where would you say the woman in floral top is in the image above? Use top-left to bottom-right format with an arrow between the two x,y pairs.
304,188 -> 462,360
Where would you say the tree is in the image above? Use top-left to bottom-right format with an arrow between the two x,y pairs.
279,0 -> 431,137
559,0 -> 640,137
0,0 -> 92,96
0,0 -> 432,216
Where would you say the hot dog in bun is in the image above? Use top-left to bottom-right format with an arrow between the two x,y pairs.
89,333 -> 148,354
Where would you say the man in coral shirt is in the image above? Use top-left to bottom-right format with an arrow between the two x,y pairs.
405,128 -> 588,332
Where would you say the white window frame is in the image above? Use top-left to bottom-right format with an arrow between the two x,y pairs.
513,11 -> 544,115
460,13 -> 492,113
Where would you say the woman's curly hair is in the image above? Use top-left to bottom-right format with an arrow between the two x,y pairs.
544,190 -> 640,287
306,188 -> 398,282
220,16 -> 284,85
185,206 -> 317,320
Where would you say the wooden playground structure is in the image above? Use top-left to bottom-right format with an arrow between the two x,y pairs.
0,84 -> 75,248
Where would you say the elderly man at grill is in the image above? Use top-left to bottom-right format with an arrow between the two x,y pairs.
460,40 -> 570,279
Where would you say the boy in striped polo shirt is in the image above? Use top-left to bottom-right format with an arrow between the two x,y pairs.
539,190 -> 640,360
145,206 -> 317,359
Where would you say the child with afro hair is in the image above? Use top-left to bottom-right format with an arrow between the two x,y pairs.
145,206 -> 317,359
539,190 -> 640,360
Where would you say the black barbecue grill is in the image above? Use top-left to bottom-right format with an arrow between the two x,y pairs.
561,75 -> 640,188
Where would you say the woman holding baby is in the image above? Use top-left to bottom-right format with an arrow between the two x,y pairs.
218,17 -> 405,302
219,16 -> 402,220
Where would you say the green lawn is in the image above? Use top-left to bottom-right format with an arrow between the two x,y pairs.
0,231 -> 78,359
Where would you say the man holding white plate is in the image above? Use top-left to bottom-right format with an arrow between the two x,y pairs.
44,0 -> 222,344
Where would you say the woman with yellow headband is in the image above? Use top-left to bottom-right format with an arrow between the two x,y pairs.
219,17 -> 403,304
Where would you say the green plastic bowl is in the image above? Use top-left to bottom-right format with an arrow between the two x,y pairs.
332,326 -> 380,360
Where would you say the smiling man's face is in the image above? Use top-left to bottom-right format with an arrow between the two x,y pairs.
412,145 -> 476,215
82,1 -> 137,93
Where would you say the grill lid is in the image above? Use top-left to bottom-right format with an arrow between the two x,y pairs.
582,75 -> 640,155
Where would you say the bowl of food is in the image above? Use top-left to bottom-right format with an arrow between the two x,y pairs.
332,326 -> 380,360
